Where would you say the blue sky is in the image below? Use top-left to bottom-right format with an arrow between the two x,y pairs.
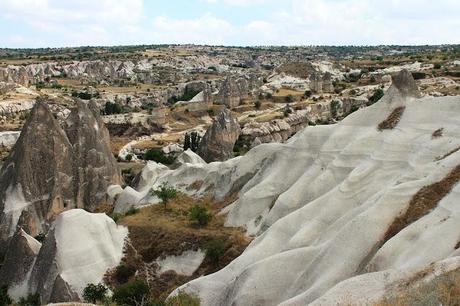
0,0 -> 459,48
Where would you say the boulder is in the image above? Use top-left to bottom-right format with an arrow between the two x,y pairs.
0,228 -> 41,299
174,149 -> 206,166
197,108 -> 241,162
27,209 -> 128,304
391,69 -> 421,98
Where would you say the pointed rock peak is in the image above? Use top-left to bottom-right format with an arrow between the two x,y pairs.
217,108 -> 238,125
197,107 -> 241,162
17,97 -> 69,145
29,98 -> 54,120
391,69 -> 421,98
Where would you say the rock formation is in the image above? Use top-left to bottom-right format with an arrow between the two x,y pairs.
0,228 -> 41,299
1,209 -> 127,304
0,98 -> 121,249
391,68 -> 422,98
197,108 -> 241,162
215,75 -> 261,108
113,70 -> 460,305
241,112 -> 307,147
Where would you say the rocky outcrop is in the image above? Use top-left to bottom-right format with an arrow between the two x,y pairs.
2,209 -> 127,304
64,100 -> 122,210
107,70 -> 460,305
241,112 -> 307,147
0,228 -> 41,299
0,99 -> 36,116
215,74 -> 261,108
0,131 -> 20,147
392,69 -> 421,98
0,99 -> 121,248
174,149 -> 206,167
197,108 -> 241,162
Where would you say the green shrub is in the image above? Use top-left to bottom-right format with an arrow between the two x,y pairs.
125,154 -> 133,162
18,293 -> 40,306
254,100 -> 262,109
165,291 -> 200,306
349,105 -> 360,114
115,264 -> 136,284
285,95 -> 294,103
125,206 -> 139,216
110,212 -> 121,223
205,239 -> 226,265
102,101 -> 123,115
189,204 -> 211,227
82,283 -> 107,304
34,233 -> 46,243
368,88 -> 384,105
434,63 -> 442,69
150,183 -> 178,209
113,279 -> 149,306
144,149 -> 176,165
0,285 -> 11,306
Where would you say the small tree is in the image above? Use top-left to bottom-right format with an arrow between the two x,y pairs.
150,183 -> 177,209
189,204 -> 211,227
112,279 -> 150,306
254,100 -> 262,110
304,90 -> 312,98
115,264 -> 136,284
125,154 -> 133,162
184,131 -> 201,152
83,283 -> 107,304
285,95 -> 294,103
144,149 -> 175,165
205,239 -> 226,265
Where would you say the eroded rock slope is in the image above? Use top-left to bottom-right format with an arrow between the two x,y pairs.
0,99 -> 121,248
116,70 -> 460,305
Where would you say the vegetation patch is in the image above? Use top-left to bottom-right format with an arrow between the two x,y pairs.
435,146 -> 460,161
432,128 -> 444,139
384,164 -> 460,242
108,192 -> 250,301
377,106 -> 406,131
144,148 -> 176,165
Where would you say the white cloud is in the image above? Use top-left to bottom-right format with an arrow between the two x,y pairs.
150,14 -> 236,45
0,0 -> 144,46
0,0 -> 459,47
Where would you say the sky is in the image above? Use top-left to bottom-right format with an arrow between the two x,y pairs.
0,0 -> 459,48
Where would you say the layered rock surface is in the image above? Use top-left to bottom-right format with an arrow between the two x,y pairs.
113,70 -> 460,305
197,108 -> 241,162
0,99 -> 121,247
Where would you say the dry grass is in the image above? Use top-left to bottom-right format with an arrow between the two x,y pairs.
378,106 -> 406,131
110,136 -> 131,157
109,192 -> 251,300
436,146 -> 460,161
273,88 -> 305,97
376,264 -> 460,306
384,164 -> 460,242
98,83 -> 163,94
